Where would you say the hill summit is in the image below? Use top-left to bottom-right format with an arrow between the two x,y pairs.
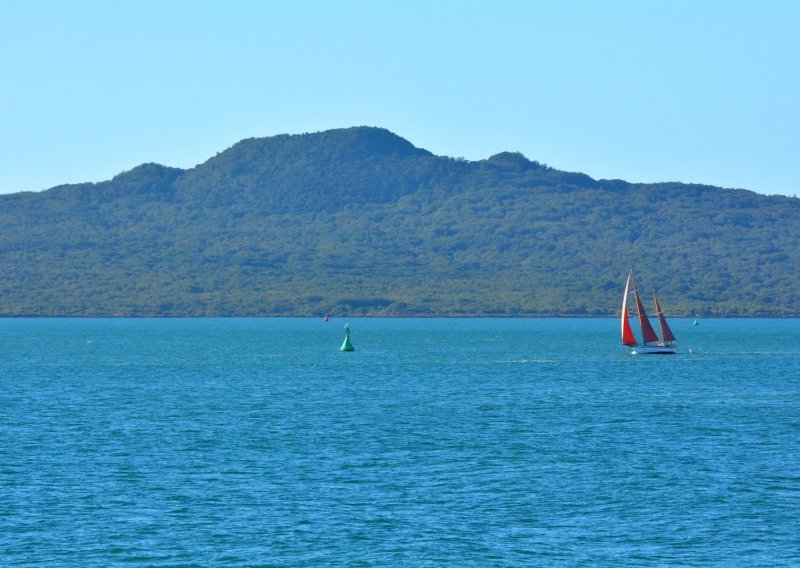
1,126 -> 799,317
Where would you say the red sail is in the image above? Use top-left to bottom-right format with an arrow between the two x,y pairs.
653,291 -> 676,343
631,272 -> 659,344
621,273 -> 637,346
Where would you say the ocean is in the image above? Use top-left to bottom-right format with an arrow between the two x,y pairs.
2,318 -> 799,566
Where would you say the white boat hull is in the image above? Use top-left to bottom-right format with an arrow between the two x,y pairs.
630,344 -> 677,355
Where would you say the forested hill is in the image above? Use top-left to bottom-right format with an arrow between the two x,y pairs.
1,126 -> 799,317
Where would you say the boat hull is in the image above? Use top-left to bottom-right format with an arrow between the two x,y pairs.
630,344 -> 677,355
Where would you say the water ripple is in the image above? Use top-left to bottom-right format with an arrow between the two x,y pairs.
1,318 -> 799,566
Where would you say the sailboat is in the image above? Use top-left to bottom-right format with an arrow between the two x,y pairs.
621,270 -> 677,354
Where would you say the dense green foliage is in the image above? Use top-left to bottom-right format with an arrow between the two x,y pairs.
1,126 -> 799,317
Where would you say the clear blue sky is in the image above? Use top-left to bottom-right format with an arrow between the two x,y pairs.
2,0 -> 798,196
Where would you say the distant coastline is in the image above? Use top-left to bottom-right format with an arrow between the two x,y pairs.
2,127 -> 799,318
2,314 -> 797,320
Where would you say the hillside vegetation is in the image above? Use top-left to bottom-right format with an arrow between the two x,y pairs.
1,127 -> 798,317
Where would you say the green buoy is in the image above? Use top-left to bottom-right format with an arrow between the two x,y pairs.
340,323 -> 355,352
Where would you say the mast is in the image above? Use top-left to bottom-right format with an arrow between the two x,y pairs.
630,271 -> 659,345
621,271 -> 637,346
653,291 -> 676,343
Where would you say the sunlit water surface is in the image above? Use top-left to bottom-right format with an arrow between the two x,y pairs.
2,318 -> 799,566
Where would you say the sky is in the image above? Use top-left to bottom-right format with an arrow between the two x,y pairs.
1,0 -> 798,196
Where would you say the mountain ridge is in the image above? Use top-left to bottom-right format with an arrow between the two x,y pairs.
1,126 -> 797,317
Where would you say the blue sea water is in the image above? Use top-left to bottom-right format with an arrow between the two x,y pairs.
1,317 -> 799,566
